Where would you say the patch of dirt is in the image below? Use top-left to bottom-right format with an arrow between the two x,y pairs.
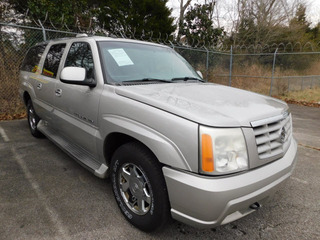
0,112 -> 27,121
274,97 -> 320,108
284,99 -> 320,108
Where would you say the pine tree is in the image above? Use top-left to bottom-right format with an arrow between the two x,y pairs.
182,3 -> 224,47
95,0 -> 175,39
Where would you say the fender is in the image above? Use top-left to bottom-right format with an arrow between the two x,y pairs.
21,74 -> 54,116
99,114 -> 192,171
21,78 -> 35,101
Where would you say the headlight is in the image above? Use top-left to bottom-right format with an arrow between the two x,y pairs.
199,126 -> 248,175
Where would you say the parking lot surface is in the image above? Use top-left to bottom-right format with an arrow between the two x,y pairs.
0,104 -> 319,240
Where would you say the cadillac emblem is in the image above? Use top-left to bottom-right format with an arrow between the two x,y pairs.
279,127 -> 286,143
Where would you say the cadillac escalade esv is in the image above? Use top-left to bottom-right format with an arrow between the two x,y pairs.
19,35 -> 297,232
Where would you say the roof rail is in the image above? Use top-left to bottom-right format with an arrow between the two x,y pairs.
76,33 -> 88,38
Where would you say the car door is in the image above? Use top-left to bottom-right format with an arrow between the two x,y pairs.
32,43 -> 66,123
53,41 -> 102,157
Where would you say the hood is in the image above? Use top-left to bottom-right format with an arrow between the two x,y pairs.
115,83 -> 288,127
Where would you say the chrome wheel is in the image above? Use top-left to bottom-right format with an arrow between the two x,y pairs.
27,100 -> 43,138
118,163 -> 152,215
28,106 -> 37,130
111,142 -> 170,231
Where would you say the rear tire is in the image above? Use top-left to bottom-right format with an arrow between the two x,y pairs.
110,142 -> 170,232
27,100 -> 44,138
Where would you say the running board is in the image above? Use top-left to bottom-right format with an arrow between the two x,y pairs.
37,120 -> 108,178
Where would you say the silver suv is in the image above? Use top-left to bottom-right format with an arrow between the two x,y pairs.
19,35 -> 297,232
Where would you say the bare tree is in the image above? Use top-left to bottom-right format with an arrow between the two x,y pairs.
177,0 -> 192,42
231,0 -> 305,46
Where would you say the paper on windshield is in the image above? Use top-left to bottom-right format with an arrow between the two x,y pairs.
108,48 -> 134,67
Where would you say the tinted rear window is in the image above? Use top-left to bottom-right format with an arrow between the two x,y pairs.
21,44 -> 47,73
42,43 -> 66,78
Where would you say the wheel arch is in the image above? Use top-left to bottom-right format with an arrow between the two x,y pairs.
100,115 -> 191,171
103,132 -> 157,166
23,91 -> 31,106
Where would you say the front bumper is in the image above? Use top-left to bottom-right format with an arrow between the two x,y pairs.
163,138 -> 297,228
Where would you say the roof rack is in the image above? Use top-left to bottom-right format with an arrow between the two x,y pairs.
76,33 -> 88,38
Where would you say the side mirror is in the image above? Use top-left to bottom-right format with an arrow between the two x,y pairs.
60,67 -> 96,87
196,70 -> 203,79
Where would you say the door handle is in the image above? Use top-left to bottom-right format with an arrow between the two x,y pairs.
37,83 -> 42,90
55,88 -> 62,97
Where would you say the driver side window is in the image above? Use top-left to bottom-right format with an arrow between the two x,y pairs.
65,42 -> 95,80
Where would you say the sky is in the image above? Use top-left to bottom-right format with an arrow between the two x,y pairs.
166,0 -> 320,30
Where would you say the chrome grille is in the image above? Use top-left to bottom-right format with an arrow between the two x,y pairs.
251,113 -> 292,160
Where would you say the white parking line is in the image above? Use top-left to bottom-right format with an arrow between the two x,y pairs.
11,146 -> 71,240
0,127 -> 9,142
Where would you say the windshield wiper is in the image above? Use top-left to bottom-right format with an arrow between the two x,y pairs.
171,77 -> 205,82
121,78 -> 172,84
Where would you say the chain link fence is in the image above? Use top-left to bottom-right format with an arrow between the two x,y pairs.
0,22 -> 77,119
173,45 -> 320,95
1,22 -> 320,120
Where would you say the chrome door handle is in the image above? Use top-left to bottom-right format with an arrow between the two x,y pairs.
37,83 -> 42,90
55,88 -> 62,97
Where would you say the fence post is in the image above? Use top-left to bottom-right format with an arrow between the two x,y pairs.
301,78 -> 304,90
269,48 -> 278,96
38,20 -> 46,41
204,46 -> 209,81
229,46 -> 233,86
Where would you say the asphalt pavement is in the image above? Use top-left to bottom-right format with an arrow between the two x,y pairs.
0,104 -> 319,240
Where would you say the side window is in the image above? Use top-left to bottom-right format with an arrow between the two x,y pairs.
65,42 -> 94,80
21,44 -> 47,73
42,43 -> 66,78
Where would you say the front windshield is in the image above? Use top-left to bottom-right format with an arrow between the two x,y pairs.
97,41 -> 201,84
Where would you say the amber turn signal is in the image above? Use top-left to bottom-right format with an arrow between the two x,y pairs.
201,134 -> 214,172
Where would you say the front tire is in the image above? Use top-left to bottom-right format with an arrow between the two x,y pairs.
27,100 -> 43,138
110,142 -> 170,232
